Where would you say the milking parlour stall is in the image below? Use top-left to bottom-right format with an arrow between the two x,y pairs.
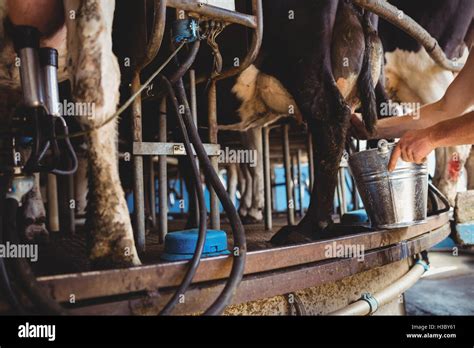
0,0 -> 473,346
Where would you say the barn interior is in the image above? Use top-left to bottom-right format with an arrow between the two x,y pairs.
0,0 -> 473,317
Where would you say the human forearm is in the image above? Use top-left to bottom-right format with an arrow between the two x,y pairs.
375,51 -> 474,140
374,99 -> 453,139
430,110 -> 474,148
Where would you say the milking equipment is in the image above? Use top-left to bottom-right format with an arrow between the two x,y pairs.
348,139 -> 449,229
0,25 -> 75,314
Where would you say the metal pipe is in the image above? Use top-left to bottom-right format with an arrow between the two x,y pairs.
39,48 -> 60,116
131,0 -> 168,251
158,98 -> 168,242
215,0 -> 263,81
282,124 -> 295,225
330,260 -> 428,315
297,149 -> 304,217
16,25 -> 44,108
208,81 -> 220,229
137,0 -> 168,70
292,154 -> 298,217
352,0 -> 463,72
132,73 -> 146,253
167,0 -> 257,28
262,127 -> 272,231
149,156 -> 157,229
189,69 -> 200,224
47,174 -> 59,233
307,132 -> 314,192
338,168 -> 347,216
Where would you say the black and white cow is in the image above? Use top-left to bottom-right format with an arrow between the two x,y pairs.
378,0 -> 474,206
0,0 -> 140,267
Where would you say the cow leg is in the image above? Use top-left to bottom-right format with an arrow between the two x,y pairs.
433,145 -> 472,206
271,0 -> 351,244
245,126 -> 264,223
22,174 -> 48,241
227,163 -> 238,206
271,71 -> 351,244
238,162 -> 252,220
74,152 -> 88,217
64,0 -> 140,267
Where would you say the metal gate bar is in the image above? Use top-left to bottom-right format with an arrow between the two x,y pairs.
132,0 -> 263,247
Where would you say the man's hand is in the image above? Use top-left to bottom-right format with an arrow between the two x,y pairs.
388,128 -> 436,171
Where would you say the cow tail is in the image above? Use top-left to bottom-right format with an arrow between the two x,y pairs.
357,11 -> 378,134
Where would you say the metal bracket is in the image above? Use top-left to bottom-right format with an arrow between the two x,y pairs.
415,259 -> 430,272
360,292 -> 379,315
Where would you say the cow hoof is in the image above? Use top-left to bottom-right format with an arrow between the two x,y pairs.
270,224 -> 314,246
241,215 -> 262,225
24,218 -> 49,242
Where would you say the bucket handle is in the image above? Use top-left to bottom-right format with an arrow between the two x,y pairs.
428,182 -> 450,214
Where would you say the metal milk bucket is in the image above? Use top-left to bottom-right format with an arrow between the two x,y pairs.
348,140 -> 428,229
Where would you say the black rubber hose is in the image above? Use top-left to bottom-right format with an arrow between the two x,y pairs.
5,198 -> 67,315
158,76 -> 207,315
169,41 -> 200,84
51,115 -> 78,176
0,174 -> 25,314
428,182 -> 450,214
174,78 -> 247,315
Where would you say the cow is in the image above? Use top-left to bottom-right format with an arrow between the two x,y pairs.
219,64 -> 303,224
224,0 -> 385,242
378,0 -> 474,206
0,0 -> 140,267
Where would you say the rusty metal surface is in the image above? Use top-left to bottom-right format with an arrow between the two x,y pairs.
167,0 -> 257,28
66,223 -> 450,315
214,0 -> 263,81
36,212 -> 449,303
137,0 -> 168,70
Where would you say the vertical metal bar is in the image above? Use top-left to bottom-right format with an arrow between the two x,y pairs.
208,81 -> 220,229
307,132 -> 314,192
149,156 -> 156,228
158,97 -> 168,243
292,154 -> 298,216
179,174 -> 185,214
297,149 -> 304,217
67,173 -> 75,234
352,176 -> 359,211
189,69 -> 200,221
262,127 -> 272,231
132,72 -> 145,253
47,173 -> 59,232
57,163 -> 75,235
339,167 -> 347,215
282,124 -> 295,225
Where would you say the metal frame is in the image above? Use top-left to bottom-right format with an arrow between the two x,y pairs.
68,224 -> 449,315
17,213 -> 449,314
29,212 -> 449,305
282,124 -> 295,225
131,0 -> 263,244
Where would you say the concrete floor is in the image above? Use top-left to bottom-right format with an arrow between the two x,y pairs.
405,250 -> 474,315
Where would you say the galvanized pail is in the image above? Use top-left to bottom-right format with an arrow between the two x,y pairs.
348,140 -> 428,229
